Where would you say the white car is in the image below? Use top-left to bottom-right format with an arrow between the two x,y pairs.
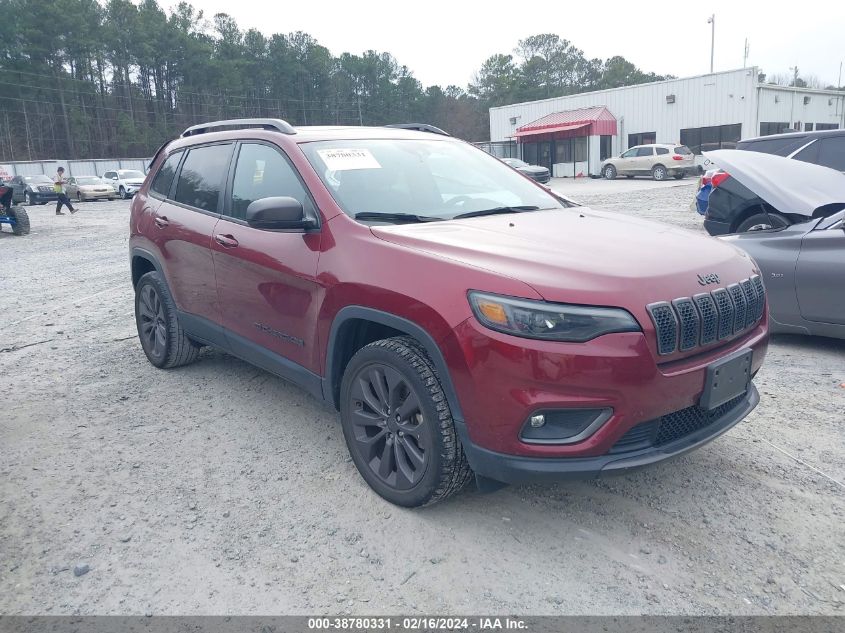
103,169 -> 147,199
601,144 -> 696,181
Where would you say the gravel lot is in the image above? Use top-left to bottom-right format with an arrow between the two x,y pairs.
1,181 -> 843,616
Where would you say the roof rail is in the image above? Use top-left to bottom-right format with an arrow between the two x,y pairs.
181,118 -> 296,138
385,123 -> 450,136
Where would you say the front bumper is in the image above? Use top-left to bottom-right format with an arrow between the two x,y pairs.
459,384 -> 758,484
441,313 -> 767,482
79,190 -> 114,200
29,190 -> 59,202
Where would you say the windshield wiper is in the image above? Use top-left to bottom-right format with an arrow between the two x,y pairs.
452,205 -> 540,219
354,212 -> 442,224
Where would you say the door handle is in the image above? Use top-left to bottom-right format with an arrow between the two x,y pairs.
154,216 -> 169,229
214,234 -> 239,248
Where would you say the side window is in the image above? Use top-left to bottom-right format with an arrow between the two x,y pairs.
229,143 -> 315,220
656,147 -> 669,155
174,144 -> 232,213
637,147 -> 654,157
620,149 -> 637,158
104,171 -> 115,180
816,138 -> 845,172
150,151 -> 182,198
792,140 -> 819,165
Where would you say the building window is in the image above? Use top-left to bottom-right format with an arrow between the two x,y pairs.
816,123 -> 840,131
759,122 -> 790,136
573,137 -> 588,162
805,123 -> 814,131
523,143 -> 538,165
628,132 -> 656,148
680,124 -> 742,154
555,139 -> 572,163
600,135 -> 612,161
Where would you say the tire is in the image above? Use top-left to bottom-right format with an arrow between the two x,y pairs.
673,172 -> 685,180
652,165 -> 668,181
340,336 -> 472,507
119,186 -> 128,200
134,271 -> 201,369
26,192 -> 36,206
602,164 -> 617,180
625,175 -> 634,179
735,211 -> 790,233
9,206 -> 30,236
108,197 -> 115,201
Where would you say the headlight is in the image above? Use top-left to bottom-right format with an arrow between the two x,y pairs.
468,291 -> 641,342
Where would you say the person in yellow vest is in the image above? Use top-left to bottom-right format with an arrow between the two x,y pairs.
53,167 -> 76,215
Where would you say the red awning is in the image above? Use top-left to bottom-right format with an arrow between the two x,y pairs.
514,122 -> 589,138
514,106 -> 617,141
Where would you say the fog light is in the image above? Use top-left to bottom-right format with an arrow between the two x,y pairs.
520,408 -> 613,445
530,414 -> 546,428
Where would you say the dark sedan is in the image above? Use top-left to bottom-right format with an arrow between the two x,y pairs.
501,157 -> 551,183
10,174 -> 59,205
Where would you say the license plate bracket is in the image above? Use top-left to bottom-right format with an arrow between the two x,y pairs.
699,348 -> 753,410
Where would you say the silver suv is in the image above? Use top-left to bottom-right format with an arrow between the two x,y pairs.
601,144 -> 695,181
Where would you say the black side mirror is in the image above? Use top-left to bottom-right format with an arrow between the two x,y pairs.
245,196 -> 315,230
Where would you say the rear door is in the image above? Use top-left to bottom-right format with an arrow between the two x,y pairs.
148,143 -> 232,328
795,216 -> 845,325
211,141 -> 323,374
636,146 -> 655,173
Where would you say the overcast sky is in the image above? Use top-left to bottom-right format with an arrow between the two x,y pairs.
190,0 -> 844,90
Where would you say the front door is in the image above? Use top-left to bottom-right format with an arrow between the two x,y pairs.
795,218 -> 845,325
211,142 -> 322,374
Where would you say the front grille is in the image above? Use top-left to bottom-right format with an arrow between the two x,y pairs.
654,394 -> 746,446
647,276 -> 765,356
609,394 -> 747,454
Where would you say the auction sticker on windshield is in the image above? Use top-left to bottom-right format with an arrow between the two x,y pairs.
317,148 -> 382,171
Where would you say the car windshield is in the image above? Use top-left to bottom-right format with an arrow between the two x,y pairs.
77,177 -> 103,185
301,139 -> 563,221
503,158 -> 528,168
24,175 -> 52,183
119,170 -> 145,179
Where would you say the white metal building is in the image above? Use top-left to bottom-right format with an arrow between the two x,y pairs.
488,67 -> 845,177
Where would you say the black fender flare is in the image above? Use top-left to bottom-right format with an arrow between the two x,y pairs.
323,306 -> 465,424
130,247 -> 164,287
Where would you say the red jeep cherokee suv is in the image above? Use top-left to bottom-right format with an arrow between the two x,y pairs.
130,119 -> 769,507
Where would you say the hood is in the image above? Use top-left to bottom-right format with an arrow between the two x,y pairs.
705,149 -> 845,217
370,208 -> 757,309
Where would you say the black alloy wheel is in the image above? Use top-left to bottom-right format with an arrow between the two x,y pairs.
137,283 -> 167,363
349,362 -> 430,490
340,337 -> 472,507
134,271 -> 200,368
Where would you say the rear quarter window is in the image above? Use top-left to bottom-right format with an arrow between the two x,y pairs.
674,146 -> 692,155
656,148 -> 669,155
150,151 -> 183,198
816,137 -> 845,172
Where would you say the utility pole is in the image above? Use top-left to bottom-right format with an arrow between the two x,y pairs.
707,15 -> 715,73
743,39 -> 749,68
789,66 -> 799,130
